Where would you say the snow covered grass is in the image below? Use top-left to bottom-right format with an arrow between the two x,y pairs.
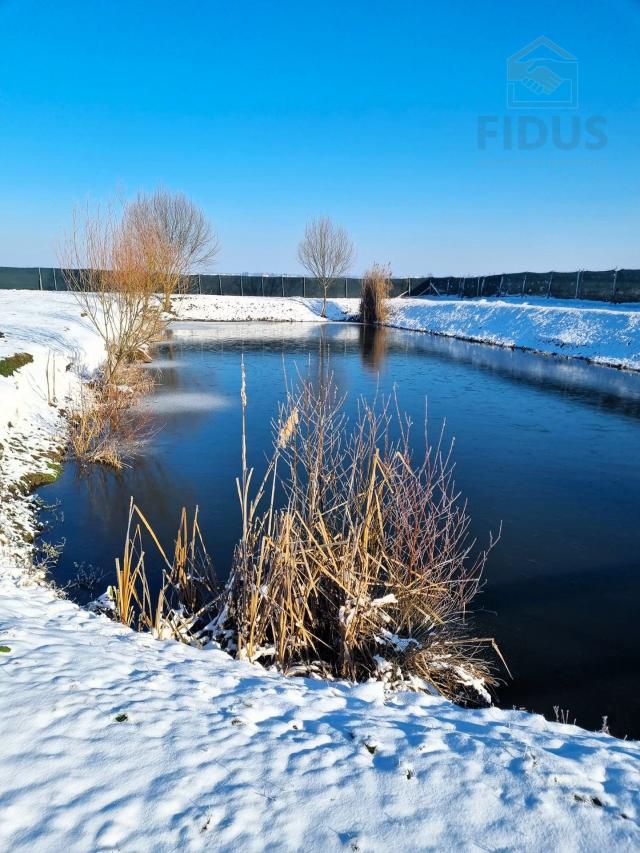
1,290 -> 640,850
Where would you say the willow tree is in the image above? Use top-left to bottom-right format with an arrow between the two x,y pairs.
124,189 -> 219,311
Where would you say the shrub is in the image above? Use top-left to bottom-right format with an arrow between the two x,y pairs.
61,203 -> 164,383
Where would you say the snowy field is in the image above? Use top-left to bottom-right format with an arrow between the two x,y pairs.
1,290 -> 640,851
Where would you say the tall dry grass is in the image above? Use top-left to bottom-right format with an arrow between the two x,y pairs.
210,373 -> 505,704
109,371 -> 506,705
359,263 -> 391,326
114,499 -> 217,638
68,368 -> 155,469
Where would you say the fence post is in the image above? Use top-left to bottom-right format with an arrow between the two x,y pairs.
302,276 -> 305,298
547,271 -> 554,298
198,274 -> 202,294
574,269 -> 581,300
480,277 -> 485,296
282,275 -> 285,297
219,273 -> 222,296
499,274 -> 504,296
408,277 -> 412,297
38,267 -> 43,291
522,273 -> 526,296
477,276 -> 481,297
612,268 -> 618,302
460,277 -> 465,298
52,268 -> 57,291
261,275 -> 265,297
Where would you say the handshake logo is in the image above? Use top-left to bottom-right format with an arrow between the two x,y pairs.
507,36 -> 578,109
477,35 -> 605,151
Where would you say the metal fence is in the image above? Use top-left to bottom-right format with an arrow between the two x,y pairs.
1,267 -> 639,303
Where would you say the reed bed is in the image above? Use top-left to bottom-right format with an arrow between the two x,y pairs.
110,370 -> 505,705
113,499 -> 217,639
359,263 -> 391,326
68,367 -> 155,469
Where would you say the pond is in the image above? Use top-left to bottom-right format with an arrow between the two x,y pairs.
38,321 -> 640,738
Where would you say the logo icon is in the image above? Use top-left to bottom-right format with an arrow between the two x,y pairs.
507,36 -> 578,109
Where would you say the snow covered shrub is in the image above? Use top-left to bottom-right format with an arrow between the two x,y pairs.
214,374 -> 505,705
359,263 -> 391,326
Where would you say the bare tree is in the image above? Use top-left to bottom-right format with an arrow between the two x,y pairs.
124,188 -> 219,311
60,203 -> 163,382
297,217 -> 354,317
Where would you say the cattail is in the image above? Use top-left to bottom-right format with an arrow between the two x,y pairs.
277,407 -> 299,448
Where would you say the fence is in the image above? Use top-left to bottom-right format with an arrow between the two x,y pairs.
1,267 -> 639,303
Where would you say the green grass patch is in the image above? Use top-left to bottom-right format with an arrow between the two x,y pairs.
21,462 -> 62,492
0,646 -> 11,654
0,352 -> 33,377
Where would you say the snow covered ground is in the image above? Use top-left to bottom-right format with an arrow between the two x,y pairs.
0,292 -> 104,569
1,290 -> 640,851
2,574 -> 640,852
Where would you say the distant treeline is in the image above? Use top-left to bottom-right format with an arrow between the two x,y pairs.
1,267 -> 639,302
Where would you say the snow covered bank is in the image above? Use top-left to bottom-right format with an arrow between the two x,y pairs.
0,292 -> 104,567
172,294 -> 640,372
2,290 -> 640,851
384,297 -> 640,371
2,574 -> 639,852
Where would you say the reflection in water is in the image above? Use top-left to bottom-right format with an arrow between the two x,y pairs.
358,324 -> 388,372
39,321 -> 640,738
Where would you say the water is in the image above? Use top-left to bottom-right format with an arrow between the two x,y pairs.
39,322 -> 640,737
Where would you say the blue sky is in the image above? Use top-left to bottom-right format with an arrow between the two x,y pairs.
0,0 -> 638,275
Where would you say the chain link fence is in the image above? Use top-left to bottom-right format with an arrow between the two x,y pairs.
1,267 -> 639,303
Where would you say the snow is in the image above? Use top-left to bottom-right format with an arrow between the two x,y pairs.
1,290 -> 640,851
2,575 -> 640,852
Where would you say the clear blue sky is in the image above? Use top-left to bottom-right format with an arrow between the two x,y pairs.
0,0 -> 638,275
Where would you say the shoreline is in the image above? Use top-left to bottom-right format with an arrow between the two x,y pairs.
1,291 -> 640,850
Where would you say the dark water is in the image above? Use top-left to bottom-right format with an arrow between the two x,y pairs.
39,322 -> 640,738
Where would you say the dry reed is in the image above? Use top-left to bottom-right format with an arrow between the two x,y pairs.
211,373 -> 506,705
113,498 -> 217,638
110,371 -> 506,706
360,263 -> 391,326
